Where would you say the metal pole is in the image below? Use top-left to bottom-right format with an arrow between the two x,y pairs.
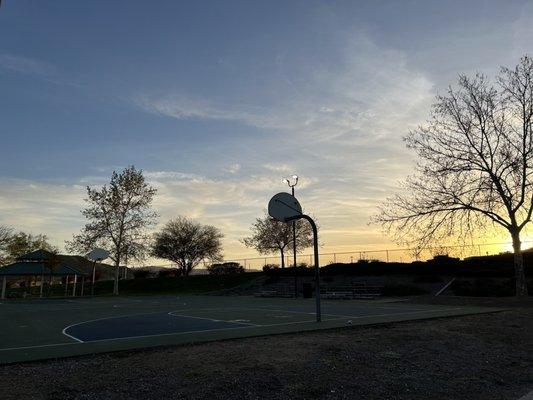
1,276 -> 6,299
292,186 -> 297,298
39,270 -> 44,298
91,260 -> 97,296
72,274 -> 77,297
289,214 -> 321,322
64,275 -> 69,297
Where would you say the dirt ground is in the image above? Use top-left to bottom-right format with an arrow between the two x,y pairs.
1,297 -> 532,400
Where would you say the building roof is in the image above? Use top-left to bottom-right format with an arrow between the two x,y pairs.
0,262 -> 87,276
17,249 -> 56,261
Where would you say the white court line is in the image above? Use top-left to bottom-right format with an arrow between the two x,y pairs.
59,307 -> 467,346
167,311 -> 257,326
62,328 -> 84,343
245,306 -> 464,320
61,307 -> 256,343
0,341 -> 81,352
65,305 -> 465,344
4,307 -> 473,353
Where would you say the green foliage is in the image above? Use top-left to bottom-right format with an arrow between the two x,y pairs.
152,216 -> 223,276
66,166 -> 158,295
0,230 -> 57,264
262,264 -> 280,273
158,268 -> 181,278
207,262 -> 244,275
132,268 -> 152,279
67,165 -> 157,266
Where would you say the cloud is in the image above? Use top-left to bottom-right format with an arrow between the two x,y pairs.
0,178 -> 86,249
225,163 -> 241,174
0,54 -> 57,77
0,53 -> 79,87
263,163 -> 294,173
127,34 -> 438,260
137,36 -> 433,147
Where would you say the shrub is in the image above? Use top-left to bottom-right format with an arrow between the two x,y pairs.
132,268 -> 151,279
262,264 -> 280,273
158,268 -> 181,278
207,262 -> 245,275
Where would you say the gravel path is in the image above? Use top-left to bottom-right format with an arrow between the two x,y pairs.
1,299 -> 531,400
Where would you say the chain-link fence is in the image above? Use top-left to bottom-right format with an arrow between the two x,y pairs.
157,240 -> 533,273
231,241 -> 533,271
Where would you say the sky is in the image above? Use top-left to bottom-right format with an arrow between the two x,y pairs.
1,0 -> 533,264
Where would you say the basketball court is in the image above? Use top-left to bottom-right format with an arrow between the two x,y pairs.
0,295 -> 503,364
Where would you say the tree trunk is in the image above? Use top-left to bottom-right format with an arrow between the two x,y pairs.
113,255 -> 120,296
511,231 -> 528,297
280,248 -> 285,269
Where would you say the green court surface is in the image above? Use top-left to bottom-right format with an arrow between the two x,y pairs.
0,295 -> 502,364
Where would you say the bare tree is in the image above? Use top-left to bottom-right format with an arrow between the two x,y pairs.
151,216 -> 223,276
67,166 -> 157,295
242,215 -> 314,268
374,56 -> 533,297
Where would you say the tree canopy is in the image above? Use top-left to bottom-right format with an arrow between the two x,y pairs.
151,216 -> 224,276
242,215 -> 314,268
67,165 -> 157,294
0,227 -> 57,265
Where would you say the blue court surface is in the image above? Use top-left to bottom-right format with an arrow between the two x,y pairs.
0,295 -> 501,364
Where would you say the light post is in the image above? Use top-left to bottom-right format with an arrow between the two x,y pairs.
283,174 -> 298,297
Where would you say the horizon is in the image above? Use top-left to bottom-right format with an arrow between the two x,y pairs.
1,1 -> 532,263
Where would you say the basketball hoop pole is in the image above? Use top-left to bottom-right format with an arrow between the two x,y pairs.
286,214 -> 321,322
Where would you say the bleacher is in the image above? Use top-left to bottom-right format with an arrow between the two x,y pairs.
255,282 -> 383,299
321,283 -> 383,300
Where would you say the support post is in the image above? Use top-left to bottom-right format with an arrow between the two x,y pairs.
39,271 -> 44,298
287,214 -> 321,322
81,276 -> 85,297
72,274 -> 77,297
64,275 -> 69,297
91,260 -> 97,296
292,185 -> 298,298
1,276 -> 6,299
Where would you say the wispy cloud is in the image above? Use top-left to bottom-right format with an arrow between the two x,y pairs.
225,163 -> 241,174
0,53 -> 78,87
0,54 -> 57,76
137,36 -> 433,147
263,163 -> 294,173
